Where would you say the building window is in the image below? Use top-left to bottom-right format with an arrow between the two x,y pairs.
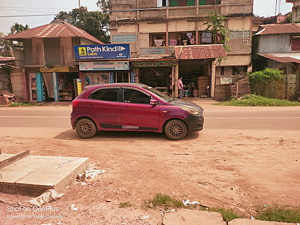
221,67 -> 225,75
169,32 -> 196,46
169,0 -> 195,6
157,0 -> 168,7
150,34 -> 166,47
233,66 -> 247,75
291,37 -> 300,51
199,0 -> 221,5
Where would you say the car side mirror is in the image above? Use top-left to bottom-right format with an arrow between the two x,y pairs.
150,99 -> 158,105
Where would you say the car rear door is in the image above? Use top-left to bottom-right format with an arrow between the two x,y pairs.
120,87 -> 160,131
87,87 -> 122,129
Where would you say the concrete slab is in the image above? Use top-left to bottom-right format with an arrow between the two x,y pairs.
163,209 -> 226,225
0,154 -> 89,196
229,218 -> 297,225
0,151 -> 29,169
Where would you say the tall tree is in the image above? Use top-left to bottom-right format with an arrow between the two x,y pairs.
56,6 -> 109,43
10,23 -> 29,34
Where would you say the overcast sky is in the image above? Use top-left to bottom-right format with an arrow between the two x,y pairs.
0,0 -> 294,35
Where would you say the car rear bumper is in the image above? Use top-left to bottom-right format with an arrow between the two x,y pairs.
184,115 -> 204,132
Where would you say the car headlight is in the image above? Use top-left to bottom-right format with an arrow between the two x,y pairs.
182,107 -> 203,116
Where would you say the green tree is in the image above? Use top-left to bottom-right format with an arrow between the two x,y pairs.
203,12 -> 230,51
56,6 -> 109,43
10,23 -> 29,34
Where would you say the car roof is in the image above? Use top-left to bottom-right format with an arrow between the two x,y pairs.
85,83 -> 148,90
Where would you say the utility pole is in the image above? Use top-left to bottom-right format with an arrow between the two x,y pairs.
78,0 -> 81,19
275,0 -> 278,15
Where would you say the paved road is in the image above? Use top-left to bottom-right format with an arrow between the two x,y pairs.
0,102 -> 299,131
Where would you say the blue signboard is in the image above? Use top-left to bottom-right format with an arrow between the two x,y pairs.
74,44 -> 130,60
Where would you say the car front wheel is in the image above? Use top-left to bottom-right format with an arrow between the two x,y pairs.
164,119 -> 187,140
75,118 -> 97,139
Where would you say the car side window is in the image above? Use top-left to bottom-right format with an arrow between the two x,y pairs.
123,89 -> 151,104
89,88 -> 119,102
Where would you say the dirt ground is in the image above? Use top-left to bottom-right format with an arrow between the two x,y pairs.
0,102 -> 299,224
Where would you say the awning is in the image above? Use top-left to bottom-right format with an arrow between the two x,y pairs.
175,44 -> 226,60
258,53 -> 300,64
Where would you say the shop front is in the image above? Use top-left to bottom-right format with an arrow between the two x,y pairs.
79,61 -> 131,88
27,67 -> 80,102
178,59 -> 214,98
131,60 -> 178,96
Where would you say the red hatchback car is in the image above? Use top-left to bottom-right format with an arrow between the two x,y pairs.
71,83 -> 204,140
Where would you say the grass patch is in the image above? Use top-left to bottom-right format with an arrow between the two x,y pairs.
207,207 -> 242,222
119,202 -> 133,208
144,194 -> 300,223
146,193 -> 183,210
255,206 -> 300,223
8,102 -> 36,107
215,94 -> 300,106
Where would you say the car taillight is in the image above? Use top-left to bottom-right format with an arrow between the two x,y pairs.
72,100 -> 80,108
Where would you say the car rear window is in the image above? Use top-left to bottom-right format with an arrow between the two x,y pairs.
89,88 -> 119,102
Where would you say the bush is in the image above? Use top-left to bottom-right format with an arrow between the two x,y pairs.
248,68 -> 283,94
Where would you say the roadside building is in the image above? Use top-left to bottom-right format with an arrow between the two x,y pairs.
109,0 -> 253,100
287,0 -> 300,22
252,23 -> 300,100
4,18 -> 104,102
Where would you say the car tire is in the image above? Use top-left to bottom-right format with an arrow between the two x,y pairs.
164,119 -> 187,140
75,118 -> 97,139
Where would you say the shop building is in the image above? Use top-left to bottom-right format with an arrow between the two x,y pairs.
74,44 -> 133,89
4,18 -> 104,102
109,0 -> 253,100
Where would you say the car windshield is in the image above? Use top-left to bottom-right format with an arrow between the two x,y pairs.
143,85 -> 173,102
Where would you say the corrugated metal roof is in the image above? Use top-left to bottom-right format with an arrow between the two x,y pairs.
175,45 -> 226,60
258,53 -> 300,63
4,18 -> 103,44
256,23 -> 300,35
0,57 -> 15,62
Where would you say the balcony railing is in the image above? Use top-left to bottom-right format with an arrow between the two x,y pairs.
110,4 -> 252,21
140,47 -> 175,55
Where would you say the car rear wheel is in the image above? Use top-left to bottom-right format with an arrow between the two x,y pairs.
164,119 -> 187,140
75,118 -> 97,139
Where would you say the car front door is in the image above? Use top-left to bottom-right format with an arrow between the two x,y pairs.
120,88 -> 160,131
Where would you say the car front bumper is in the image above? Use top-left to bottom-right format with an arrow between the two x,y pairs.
184,115 -> 204,132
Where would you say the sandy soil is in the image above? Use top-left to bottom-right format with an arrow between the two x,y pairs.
0,102 -> 299,224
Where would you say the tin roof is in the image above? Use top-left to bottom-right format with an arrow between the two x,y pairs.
175,45 -> 226,60
0,57 -> 15,62
258,53 -> 300,63
4,18 -> 103,44
256,23 -> 300,35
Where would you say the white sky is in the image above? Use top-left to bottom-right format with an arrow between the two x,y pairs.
0,0 -> 294,35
